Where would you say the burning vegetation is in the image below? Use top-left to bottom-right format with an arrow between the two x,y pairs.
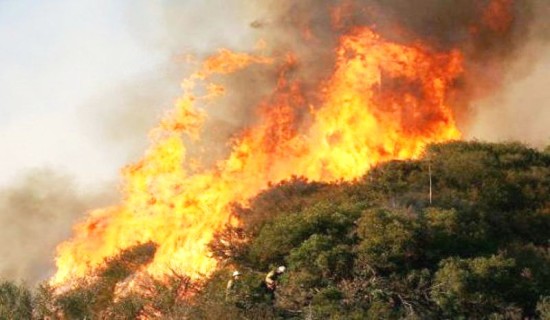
52,0 -> 536,286
2,141 -> 550,318
2,0 -> 549,318
53,24 -> 465,286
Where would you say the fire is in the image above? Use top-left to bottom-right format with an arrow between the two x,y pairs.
52,26 -> 462,285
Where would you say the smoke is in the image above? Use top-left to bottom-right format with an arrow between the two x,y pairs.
466,0 -> 550,147
81,66 -> 184,162
466,41 -> 550,147
235,0 -> 550,146
78,0 -> 550,172
0,169 -> 114,284
85,0 -> 550,169
81,0 -> 272,167
242,0 -> 534,67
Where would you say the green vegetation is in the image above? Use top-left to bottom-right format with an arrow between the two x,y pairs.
1,141 -> 549,319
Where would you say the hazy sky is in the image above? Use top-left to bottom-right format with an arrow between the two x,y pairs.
0,0 -> 254,189
0,0 -> 155,187
467,41 -> 550,147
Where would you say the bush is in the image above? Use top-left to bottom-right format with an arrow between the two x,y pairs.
2,141 -> 548,319
0,281 -> 32,320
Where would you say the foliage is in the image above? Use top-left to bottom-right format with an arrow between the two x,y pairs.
1,141 -> 549,319
205,141 -> 549,319
538,296 -> 550,320
0,281 -> 32,320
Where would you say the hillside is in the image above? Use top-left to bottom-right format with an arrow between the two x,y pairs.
1,141 -> 549,319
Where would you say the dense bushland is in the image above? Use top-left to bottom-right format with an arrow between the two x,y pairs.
1,141 -> 549,319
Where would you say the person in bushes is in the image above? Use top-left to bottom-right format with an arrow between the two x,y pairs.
225,270 -> 241,302
262,266 -> 286,301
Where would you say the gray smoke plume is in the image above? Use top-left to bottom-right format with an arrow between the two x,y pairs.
0,169 -> 115,284
239,0 -> 550,146
80,0 -> 550,172
81,0 -> 271,168
465,1 -> 550,147
466,41 -> 550,147
87,0 -> 550,168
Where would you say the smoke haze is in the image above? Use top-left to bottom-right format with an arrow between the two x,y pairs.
467,41 -> 550,146
85,0 -> 550,169
466,0 -> 550,146
240,0 -> 550,147
0,170 -> 115,284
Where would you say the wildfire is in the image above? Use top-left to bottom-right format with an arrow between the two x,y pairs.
52,26 -> 463,285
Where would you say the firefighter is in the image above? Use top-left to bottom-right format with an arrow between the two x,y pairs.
226,270 -> 241,302
263,266 -> 286,301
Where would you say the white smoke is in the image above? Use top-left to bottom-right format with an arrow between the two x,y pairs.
466,41 -> 550,147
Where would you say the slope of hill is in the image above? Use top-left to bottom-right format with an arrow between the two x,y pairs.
1,141 -> 549,319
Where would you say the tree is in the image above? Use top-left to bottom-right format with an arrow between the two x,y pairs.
0,281 -> 32,320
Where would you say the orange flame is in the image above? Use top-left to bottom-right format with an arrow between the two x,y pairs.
52,27 -> 462,285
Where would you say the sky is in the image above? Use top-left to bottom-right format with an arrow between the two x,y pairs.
0,0 -> 254,190
0,0 -> 156,188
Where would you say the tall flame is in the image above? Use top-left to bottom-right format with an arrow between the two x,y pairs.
52,27 -> 462,285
